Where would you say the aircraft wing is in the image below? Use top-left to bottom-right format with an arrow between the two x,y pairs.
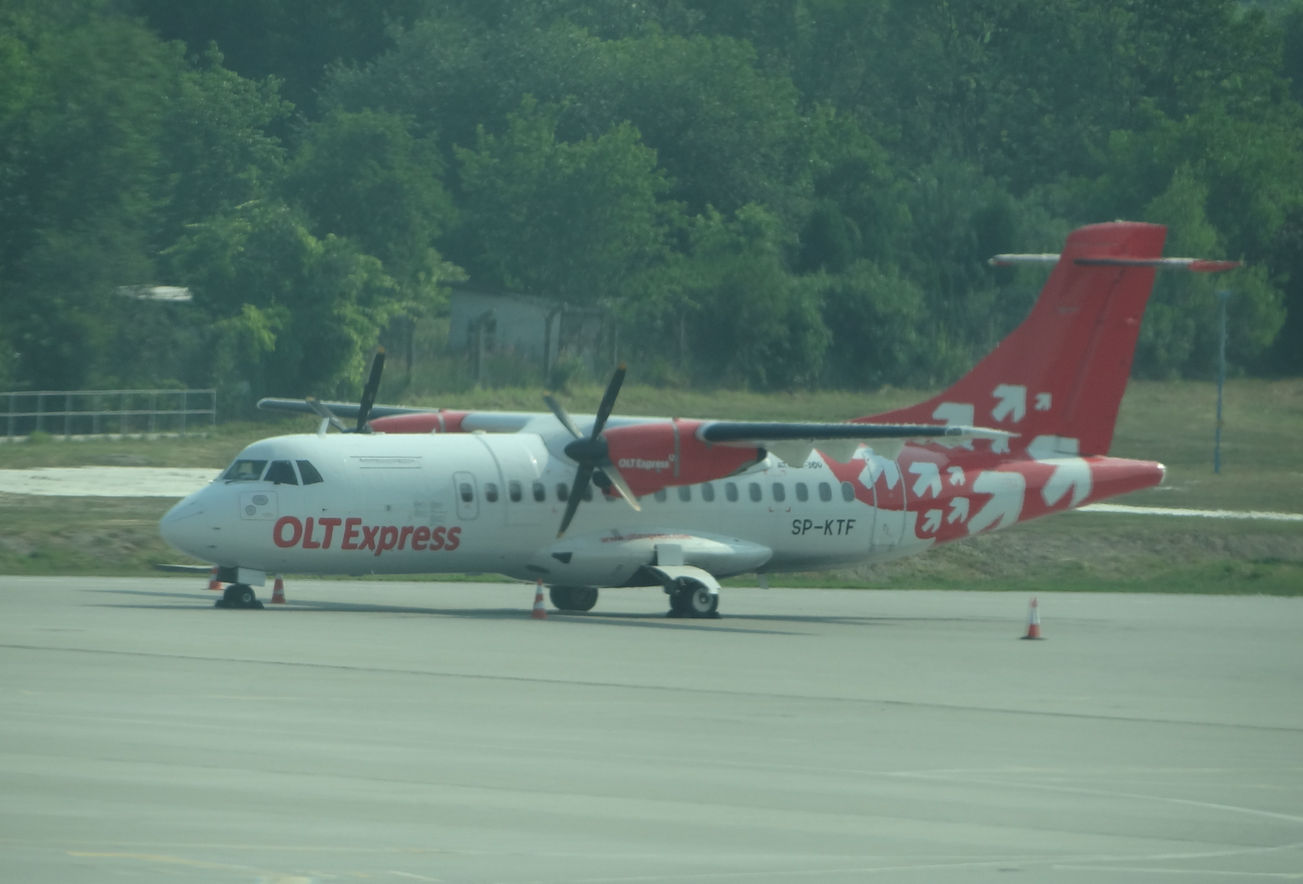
257,398 -> 431,420
696,421 -> 1013,464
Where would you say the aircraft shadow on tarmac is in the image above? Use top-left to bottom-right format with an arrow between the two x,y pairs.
83,587 -> 918,635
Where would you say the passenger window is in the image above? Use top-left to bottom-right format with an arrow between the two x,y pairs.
772,483 -> 785,502
795,482 -> 808,502
819,482 -> 832,502
533,481 -> 546,502
654,488 -> 667,502
484,482 -> 499,503
556,483 -> 569,502
459,482 -> 474,503
509,480 -> 522,502
749,482 -> 762,502
701,483 -> 715,502
725,482 -> 739,502
222,459 -> 267,482
296,460 -> 324,485
264,460 -> 298,485
841,481 -> 855,502
582,483 -> 593,502
679,486 -> 692,502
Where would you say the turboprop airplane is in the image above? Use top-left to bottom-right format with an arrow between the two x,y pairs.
159,221 -> 1237,616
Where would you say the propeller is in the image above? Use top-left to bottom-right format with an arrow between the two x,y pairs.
354,347 -> 386,433
544,362 -> 641,538
303,347 -> 386,435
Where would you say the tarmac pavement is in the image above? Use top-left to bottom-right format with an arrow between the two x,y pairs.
1,576 -> 1300,882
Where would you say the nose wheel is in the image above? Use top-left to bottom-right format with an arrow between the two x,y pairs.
667,581 -> 719,619
215,583 -> 264,609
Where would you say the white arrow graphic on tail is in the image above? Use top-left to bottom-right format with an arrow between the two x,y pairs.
947,497 -> 970,523
948,466 -> 965,486
921,509 -> 942,533
991,385 -> 1027,423
859,453 -> 901,490
1028,436 -> 1092,508
1035,392 -> 1052,411
909,461 -> 942,498
932,402 -> 975,426
967,471 -> 1025,534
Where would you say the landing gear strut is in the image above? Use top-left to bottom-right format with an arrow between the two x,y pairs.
667,580 -> 719,619
549,585 -> 599,612
215,583 -> 264,609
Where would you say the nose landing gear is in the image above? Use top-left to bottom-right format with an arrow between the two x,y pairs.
215,584 -> 264,609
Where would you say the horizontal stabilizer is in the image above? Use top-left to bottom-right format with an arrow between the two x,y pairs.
991,254 -> 1240,273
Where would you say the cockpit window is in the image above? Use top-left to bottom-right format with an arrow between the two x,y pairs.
296,460 -> 324,485
223,459 -> 268,482
265,460 -> 299,485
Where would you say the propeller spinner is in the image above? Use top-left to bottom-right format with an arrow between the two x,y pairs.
545,363 -> 641,538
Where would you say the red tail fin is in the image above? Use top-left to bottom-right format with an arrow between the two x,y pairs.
861,222 -> 1167,457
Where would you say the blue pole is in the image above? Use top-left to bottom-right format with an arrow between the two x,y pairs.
1214,289 -> 1231,474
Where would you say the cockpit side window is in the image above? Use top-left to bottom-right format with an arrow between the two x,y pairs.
223,459 -> 268,482
296,460 -> 324,485
265,460 -> 299,485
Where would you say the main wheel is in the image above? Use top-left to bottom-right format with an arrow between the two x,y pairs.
549,585 -> 598,612
684,584 -> 719,618
219,583 -> 262,609
667,580 -> 719,618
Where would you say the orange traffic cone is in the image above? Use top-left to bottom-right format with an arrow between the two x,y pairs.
207,566 -> 221,591
271,574 -> 286,604
531,580 -> 547,620
1021,596 -> 1043,640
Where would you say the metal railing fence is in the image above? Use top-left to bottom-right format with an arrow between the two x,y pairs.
1,389 -> 217,438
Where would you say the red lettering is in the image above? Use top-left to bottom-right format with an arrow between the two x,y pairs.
412,526 -> 430,550
318,517 -> 341,549
398,526 -> 414,550
360,525 -> 379,550
445,526 -> 461,551
341,517 -> 362,550
273,516 -> 303,548
375,525 -> 398,557
430,526 -> 446,550
301,517 -> 321,549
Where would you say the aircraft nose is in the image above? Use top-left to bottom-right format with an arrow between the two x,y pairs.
159,496 -> 210,558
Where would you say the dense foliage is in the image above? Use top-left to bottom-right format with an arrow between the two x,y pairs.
1,0 -> 1300,408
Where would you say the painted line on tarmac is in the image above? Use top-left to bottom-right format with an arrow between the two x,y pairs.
1077,503 -> 1303,522
3,641 -> 1300,734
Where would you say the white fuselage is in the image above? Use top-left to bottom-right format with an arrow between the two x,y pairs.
160,429 -> 917,586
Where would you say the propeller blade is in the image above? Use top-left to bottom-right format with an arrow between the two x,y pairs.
557,465 -> 594,538
355,348 -> 386,432
598,466 -> 641,512
305,397 -> 349,433
543,393 -> 585,439
591,362 -> 627,437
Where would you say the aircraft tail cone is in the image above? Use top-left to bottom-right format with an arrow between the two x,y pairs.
207,566 -> 221,592
531,580 -> 547,620
1022,597 -> 1043,640
271,574 -> 286,605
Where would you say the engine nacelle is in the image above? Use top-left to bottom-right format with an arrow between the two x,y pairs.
602,420 -> 763,497
368,411 -> 469,434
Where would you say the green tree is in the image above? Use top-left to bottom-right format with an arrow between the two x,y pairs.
455,98 -> 672,307
677,205 -> 829,390
167,201 -> 403,409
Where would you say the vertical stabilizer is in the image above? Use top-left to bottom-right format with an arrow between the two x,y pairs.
860,222 -> 1168,456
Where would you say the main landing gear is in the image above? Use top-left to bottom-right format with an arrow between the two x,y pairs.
215,583 -> 264,609
666,579 -> 720,619
549,585 -> 599,612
